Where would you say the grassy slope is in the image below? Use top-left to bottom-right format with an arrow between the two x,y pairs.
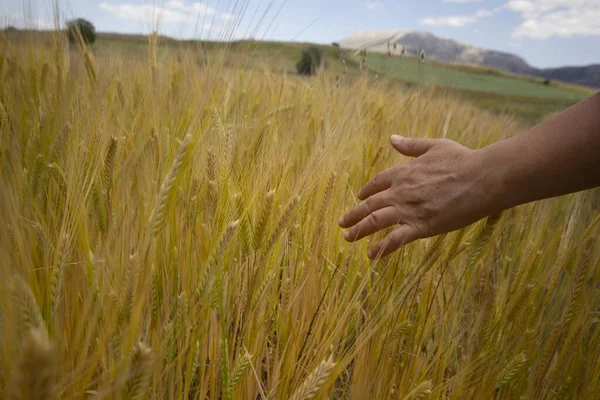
4,29 -> 595,121
365,54 -> 589,100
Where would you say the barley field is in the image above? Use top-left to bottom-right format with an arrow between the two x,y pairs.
1,31 -> 600,400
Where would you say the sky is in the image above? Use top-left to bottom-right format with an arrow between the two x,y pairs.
2,0 -> 600,68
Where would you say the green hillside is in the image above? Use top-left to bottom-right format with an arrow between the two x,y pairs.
364,53 -> 590,100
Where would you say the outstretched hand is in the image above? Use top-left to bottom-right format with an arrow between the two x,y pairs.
339,134 -> 495,259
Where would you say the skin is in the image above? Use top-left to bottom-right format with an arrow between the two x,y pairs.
339,92 -> 600,259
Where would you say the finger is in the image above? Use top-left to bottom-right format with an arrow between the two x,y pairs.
390,135 -> 443,157
339,191 -> 390,228
367,224 -> 420,259
357,170 -> 392,200
344,207 -> 401,242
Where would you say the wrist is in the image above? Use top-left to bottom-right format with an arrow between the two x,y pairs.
471,140 -> 520,215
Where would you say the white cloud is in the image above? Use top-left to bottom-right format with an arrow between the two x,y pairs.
420,8 -> 497,27
506,0 -> 600,39
365,1 -> 380,10
99,1 -> 232,24
441,0 -> 482,3
2,13 -> 53,30
166,0 -> 185,8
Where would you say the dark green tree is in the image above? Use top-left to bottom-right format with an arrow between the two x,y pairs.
296,47 -> 325,75
66,18 -> 96,45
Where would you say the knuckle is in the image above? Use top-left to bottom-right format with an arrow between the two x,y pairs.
393,208 -> 404,224
388,231 -> 402,246
413,222 -> 429,239
364,196 -> 373,212
369,212 -> 381,228
370,176 -> 378,189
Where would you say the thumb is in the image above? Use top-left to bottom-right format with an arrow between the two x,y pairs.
390,135 -> 440,157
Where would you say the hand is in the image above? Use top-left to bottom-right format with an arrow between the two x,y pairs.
339,134 -> 494,259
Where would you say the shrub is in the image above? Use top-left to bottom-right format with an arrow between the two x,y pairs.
66,18 -> 96,46
296,46 -> 324,75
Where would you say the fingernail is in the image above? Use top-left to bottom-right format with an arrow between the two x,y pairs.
390,134 -> 404,144
344,231 -> 351,240
338,216 -> 344,226
367,248 -> 375,259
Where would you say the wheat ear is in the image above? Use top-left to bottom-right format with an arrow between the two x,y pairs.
254,189 -> 275,250
8,328 -> 56,400
403,379 -> 433,400
10,275 -> 47,337
149,133 -> 193,236
229,352 -> 252,391
123,341 -> 154,400
198,220 -> 239,295
289,356 -> 336,400
496,352 -> 528,390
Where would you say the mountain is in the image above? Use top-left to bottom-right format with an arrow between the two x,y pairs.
338,30 -> 599,89
539,65 -> 600,89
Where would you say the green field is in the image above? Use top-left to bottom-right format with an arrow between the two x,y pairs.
364,54 -> 590,100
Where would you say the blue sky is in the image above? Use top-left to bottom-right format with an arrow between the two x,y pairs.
2,0 -> 600,68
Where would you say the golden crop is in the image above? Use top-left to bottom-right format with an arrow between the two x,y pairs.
1,33 -> 599,399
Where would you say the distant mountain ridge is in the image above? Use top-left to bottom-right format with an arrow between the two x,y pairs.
339,30 -> 599,89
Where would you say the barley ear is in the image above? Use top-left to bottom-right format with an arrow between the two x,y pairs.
254,189 -> 275,250
229,352 -> 252,391
102,136 -> 117,196
403,379 -> 432,400
8,328 -> 56,400
496,352 -> 528,390
149,133 -> 193,236
198,220 -> 239,297
10,275 -> 47,337
289,356 -> 336,400
123,341 -> 154,400
47,162 -> 67,197
466,213 -> 502,269
262,195 -> 300,256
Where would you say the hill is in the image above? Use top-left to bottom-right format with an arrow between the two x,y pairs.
339,30 -> 600,89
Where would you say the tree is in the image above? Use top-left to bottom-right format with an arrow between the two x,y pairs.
296,47 -> 325,76
66,18 -> 96,45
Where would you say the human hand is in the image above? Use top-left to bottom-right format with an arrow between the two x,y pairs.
339,134 -> 494,259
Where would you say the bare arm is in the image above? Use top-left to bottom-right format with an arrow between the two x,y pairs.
339,92 -> 600,259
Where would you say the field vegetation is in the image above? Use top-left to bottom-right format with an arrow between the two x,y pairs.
1,27 -> 600,399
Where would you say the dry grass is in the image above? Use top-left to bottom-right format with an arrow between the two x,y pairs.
1,30 -> 600,399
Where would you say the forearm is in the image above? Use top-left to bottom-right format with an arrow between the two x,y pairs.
478,92 -> 600,213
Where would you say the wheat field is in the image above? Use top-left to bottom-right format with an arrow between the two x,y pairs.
1,31 -> 600,400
